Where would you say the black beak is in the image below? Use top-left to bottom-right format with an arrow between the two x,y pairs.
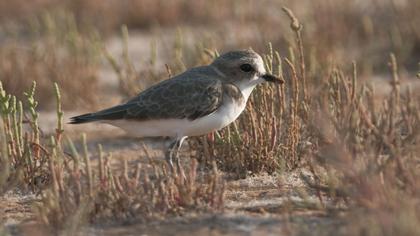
262,74 -> 284,84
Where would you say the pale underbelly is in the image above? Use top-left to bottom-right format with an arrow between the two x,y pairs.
107,100 -> 246,138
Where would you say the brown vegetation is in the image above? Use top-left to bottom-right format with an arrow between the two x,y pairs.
1,1 -> 419,235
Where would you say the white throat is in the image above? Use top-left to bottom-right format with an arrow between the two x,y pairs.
235,77 -> 264,101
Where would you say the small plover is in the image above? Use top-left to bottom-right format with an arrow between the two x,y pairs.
70,50 -> 283,170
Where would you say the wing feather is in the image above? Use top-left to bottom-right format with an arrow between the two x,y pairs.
70,71 -> 224,124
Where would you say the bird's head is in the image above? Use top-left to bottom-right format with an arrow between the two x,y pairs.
210,50 -> 284,92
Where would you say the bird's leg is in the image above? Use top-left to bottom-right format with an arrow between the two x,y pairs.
174,136 -> 187,178
165,136 -> 187,176
165,139 -> 178,172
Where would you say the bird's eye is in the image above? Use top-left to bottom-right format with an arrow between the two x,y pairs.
240,64 -> 254,72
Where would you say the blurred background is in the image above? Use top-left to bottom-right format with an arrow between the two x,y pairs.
1,2 -> 420,234
0,0 -> 419,110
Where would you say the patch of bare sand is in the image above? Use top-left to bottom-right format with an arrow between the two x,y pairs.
78,172 -> 340,235
1,193 -> 34,225
2,148 -> 340,235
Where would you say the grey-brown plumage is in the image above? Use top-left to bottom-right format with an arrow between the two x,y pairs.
70,66 -> 225,123
70,50 -> 266,124
70,49 -> 283,172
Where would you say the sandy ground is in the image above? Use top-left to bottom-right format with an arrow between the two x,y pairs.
2,170 -> 343,236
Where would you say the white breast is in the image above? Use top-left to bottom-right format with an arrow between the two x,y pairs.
107,97 -> 246,138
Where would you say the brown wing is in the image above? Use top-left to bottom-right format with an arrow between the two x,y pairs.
69,71 -> 223,124
125,75 -> 223,120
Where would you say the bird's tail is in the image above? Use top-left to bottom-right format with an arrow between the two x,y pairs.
70,103 -> 131,124
69,113 -> 99,124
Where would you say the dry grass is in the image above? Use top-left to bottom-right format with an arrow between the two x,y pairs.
0,0 -> 240,33
0,80 -> 225,234
1,0 -> 419,108
305,53 -> 420,234
35,150 -> 224,233
0,11 -> 101,110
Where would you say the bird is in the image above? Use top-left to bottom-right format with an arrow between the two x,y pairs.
70,49 -> 283,172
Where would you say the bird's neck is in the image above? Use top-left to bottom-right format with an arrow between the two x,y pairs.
239,85 -> 256,101
234,78 -> 264,101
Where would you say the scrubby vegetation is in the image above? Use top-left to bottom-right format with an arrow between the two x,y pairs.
0,11 -> 101,110
1,1 -> 419,235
